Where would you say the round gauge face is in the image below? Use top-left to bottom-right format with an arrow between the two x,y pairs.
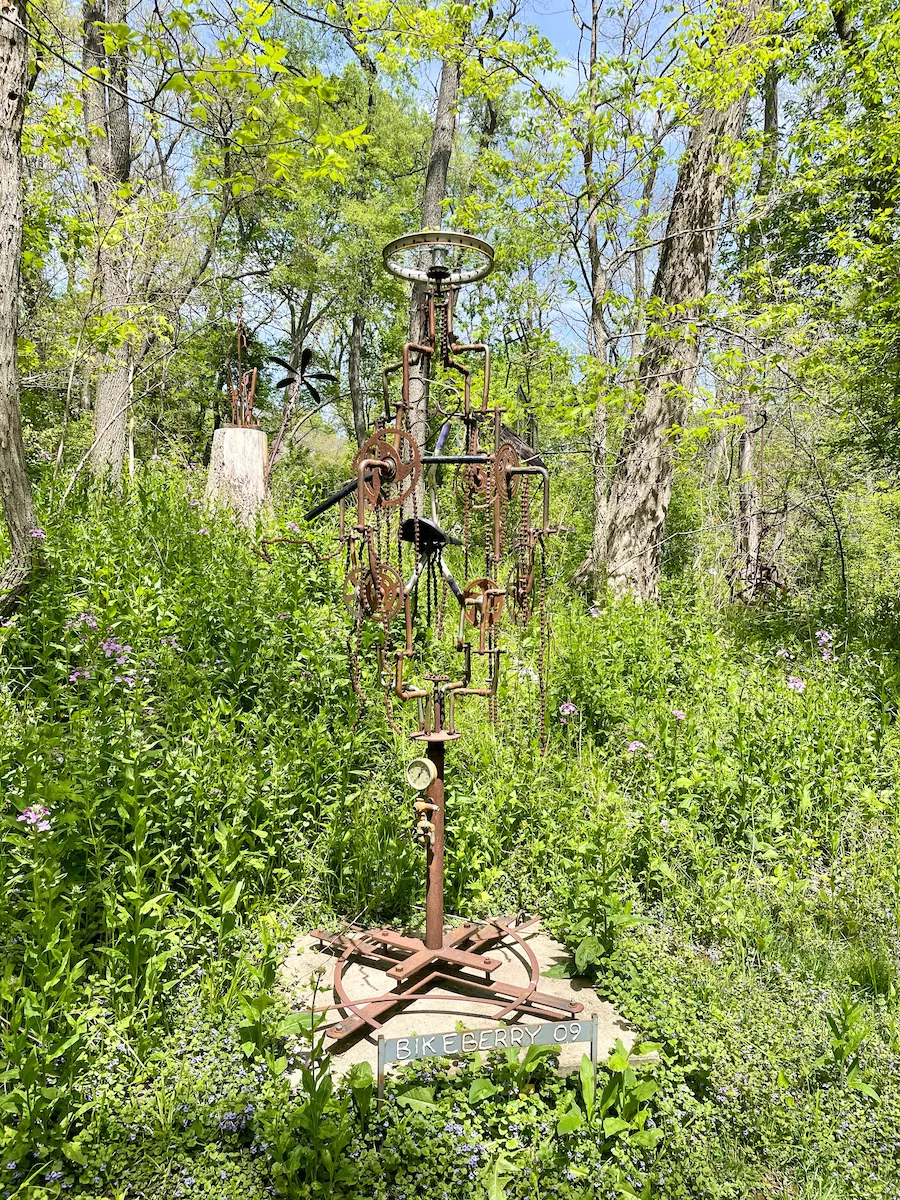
406,757 -> 436,791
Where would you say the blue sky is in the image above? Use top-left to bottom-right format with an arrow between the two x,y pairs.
528,0 -> 583,59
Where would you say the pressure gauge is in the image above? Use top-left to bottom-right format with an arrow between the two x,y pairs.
405,757 -> 437,791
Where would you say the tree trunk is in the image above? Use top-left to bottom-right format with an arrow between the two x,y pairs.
0,0 -> 38,613
345,44 -> 376,448
575,0 -> 611,590
604,1 -> 764,599
407,58 -> 460,479
734,65 -> 778,598
735,396 -> 761,591
83,0 -> 132,483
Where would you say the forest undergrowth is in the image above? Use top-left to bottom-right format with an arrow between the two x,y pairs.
3,468 -> 900,1200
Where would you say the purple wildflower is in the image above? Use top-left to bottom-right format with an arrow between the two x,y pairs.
816,630 -> 835,661
17,805 -> 51,831
776,648 -> 791,660
786,675 -> 806,694
100,637 -> 131,665
286,520 -> 301,533
69,668 -> 92,682
198,527 -> 209,536
627,740 -> 647,753
588,606 -> 601,618
672,708 -> 686,720
189,498 -> 200,508
276,613 -> 289,621
29,527 -> 46,540
66,611 -> 98,631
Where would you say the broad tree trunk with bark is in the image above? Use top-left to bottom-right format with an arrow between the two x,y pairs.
407,58 -> 460,476
0,0 -> 38,612
82,0 -> 132,483
602,0 -> 765,599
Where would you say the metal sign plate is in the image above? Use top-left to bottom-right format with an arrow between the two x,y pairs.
381,1018 -> 594,1064
375,1017 -> 599,1105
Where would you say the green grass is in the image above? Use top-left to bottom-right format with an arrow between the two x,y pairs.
3,467 -> 900,1197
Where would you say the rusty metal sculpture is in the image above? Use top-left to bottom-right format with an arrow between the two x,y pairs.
305,230 -> 579,1046
227,305 -> 258,428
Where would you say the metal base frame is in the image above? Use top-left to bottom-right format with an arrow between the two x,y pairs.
309,914 -> 584,1048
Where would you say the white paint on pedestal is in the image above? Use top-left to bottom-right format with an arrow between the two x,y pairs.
205,425 -> 268,525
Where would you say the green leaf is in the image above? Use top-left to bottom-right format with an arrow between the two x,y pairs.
482,1155 -> 516,1200
607,1040 -> 631,1072
575,935 -> 602,974
603,1116 -> 631,1138
631,1128 -> 664,1149
556,1099 -> 584,1134
395,1085 -> 437,1112
277,1011 -> 323,1036
579,1053 -> 596,1121
847,1065 -> 879,1100
469,1076 -> 499,1104
348,1061 -> 374,1088
220,878 -> 243,913
541,961 -> 574,979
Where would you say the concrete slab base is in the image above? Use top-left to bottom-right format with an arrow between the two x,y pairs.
279,922 -> 635,1081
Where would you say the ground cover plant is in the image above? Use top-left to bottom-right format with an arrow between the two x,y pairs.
4,0 -> 900,1196
3,471 -> 900,1198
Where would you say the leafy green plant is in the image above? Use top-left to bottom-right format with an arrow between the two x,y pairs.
557,1042 -> 662,1159
821,994 -> 869,1071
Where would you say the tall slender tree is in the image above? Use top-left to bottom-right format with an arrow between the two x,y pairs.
733,65 -> 779,598
0,0 -> 38,611
82,0 -> 132,482
406,57 -> 460,482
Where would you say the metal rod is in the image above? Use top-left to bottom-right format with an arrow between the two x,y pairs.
357,458 -> 387,528
421,454 -> 489,465
304,456 -> 487,522
425,740 -> 445,951
304,472 -> 373,522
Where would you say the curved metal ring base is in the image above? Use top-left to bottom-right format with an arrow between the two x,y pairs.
308,915 -> 584,1049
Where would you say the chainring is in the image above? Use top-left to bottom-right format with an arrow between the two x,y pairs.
462,577 -> 505,628
353,428 -> 422,510
494,443 -> 521,497
344,564 -> 404,622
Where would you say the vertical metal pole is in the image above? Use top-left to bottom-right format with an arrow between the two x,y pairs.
425,739 -> 445,950
591,1014 -> 598,1069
